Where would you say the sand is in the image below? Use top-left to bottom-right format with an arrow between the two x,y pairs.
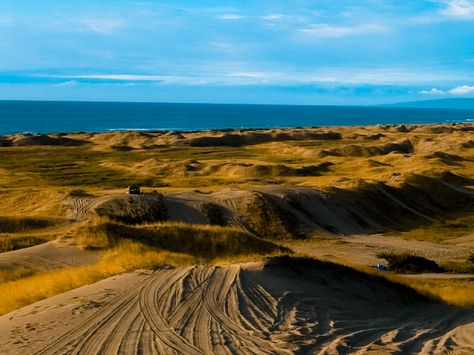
0,240 -> 100,273
0,260 -> 472,354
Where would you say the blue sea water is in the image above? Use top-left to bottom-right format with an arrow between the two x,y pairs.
0,100 -> 472,135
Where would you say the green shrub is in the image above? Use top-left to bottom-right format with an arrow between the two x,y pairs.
377,252 -> 443,274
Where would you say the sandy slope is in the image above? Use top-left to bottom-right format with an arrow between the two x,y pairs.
288,234 -> 473,267
0,260 -> 472,355
0,241 -> 100,272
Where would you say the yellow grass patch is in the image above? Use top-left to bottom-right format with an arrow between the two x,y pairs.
0,241 -> 197,315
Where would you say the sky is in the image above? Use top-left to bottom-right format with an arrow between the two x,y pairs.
0,0 -> 474,105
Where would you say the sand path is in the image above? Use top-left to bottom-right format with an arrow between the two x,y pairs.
0,261 -> 473,354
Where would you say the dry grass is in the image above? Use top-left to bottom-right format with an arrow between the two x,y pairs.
0,238 -> 286,315
0,267 -> 37,284
390,276 -> 474,307
0,241 -> 198,315
391,214 -> 474,243
0,216 -> 59,233
76,219 -> 289,259
0,234 -> 49,253
0,220 -> 288,315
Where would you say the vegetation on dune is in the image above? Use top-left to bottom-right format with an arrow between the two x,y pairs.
0,234 -> 49,253
95,194 -> 168,224
320,139 -> 413,157
377,252 -> 443,274
0,216 -> 64,252
0,241 -> 198,315
0,223 -> 288,315
391,276 -> 474,307
0,146 -> 167,189
77,220 -> 288,259
202,202 -> 227,226
0,266 -> 37,284
0,216 -> 59,233
392,214 -> 474,242
244,194 -> 304,240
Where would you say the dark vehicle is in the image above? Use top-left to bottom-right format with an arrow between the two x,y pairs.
127,185 -> 141,195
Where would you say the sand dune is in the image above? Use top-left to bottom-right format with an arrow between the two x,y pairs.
58,170 -> 473,238
0,123 -> 473,353
320,139 -> 413,157
8,134 -> 87,147
0,257 -> 472,354
0,123 -> 471,152
184,130 -> 342,147
0,240 -> 99,273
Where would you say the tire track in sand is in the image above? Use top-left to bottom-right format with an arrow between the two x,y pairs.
27,264 -> 473,355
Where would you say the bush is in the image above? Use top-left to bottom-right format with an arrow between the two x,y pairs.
95,194 -> 168,224
377,252 -> 443,274
244,194 -> 301,240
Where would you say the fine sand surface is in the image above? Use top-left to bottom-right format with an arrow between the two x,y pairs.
0,259 -> 473,355
0,241 -> 100,272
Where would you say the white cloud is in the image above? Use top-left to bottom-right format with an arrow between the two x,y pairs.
441,0 -> 474,18
300,23 -> 386,38
420,85 -> 474,95
420,88 -> 445,94
45,68 -> 474,87
58,74 -> 165,81
227,72 -> 266,78
54,80 -> 79,87
216,14 -> 245,20
261,14 -> 284,21
449,85 -> 474,94
80,18 -> 125,34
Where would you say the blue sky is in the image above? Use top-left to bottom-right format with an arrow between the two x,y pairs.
0,0 -> 474,104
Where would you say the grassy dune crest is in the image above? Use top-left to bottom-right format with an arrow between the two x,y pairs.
78,220 -> 288,258
0,242 -> 198,315
0,222 -> 287,315
0,216 -> 59,233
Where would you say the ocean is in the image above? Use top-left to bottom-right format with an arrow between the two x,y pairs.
0,100 -> 472,135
